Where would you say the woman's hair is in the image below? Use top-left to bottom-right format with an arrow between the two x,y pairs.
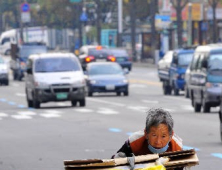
145,108 -> 174,136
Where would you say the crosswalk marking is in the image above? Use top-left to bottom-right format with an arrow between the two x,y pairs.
74,108 -> 93,113
0,113 -> 8,117
127,106 -> 148,113
97,108 -> 119,115
18,111 -> 36,116
11,115 -> 32,119
40,113 -> 61,118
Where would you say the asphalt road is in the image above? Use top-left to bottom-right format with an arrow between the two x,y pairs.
0,58 -> 222,170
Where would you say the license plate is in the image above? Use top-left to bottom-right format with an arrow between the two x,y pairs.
106,85 -> 115,90
116,58 -> 125,62
56,93 -> 68,100
96,59 -> 106,62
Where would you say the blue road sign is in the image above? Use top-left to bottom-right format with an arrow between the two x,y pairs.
80,12 -> 88,22
21,3 -> 30,12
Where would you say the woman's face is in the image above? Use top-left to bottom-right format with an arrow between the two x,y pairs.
145,123 -> 172,148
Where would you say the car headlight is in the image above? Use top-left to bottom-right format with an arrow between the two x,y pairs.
74,79 -> 85,86
0,69 -> 8,74
122,79 -> 128,83
34,81 -> 49,88
90,80 -> 97,84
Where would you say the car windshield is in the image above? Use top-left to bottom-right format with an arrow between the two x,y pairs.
111,50 -> 128,57
35,57 -> 81,73
88,64 -> 123,75
88,49 -> 110,57
178,53 -> 193,66
208,54 -> 222,75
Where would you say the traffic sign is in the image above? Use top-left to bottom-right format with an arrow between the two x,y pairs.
21,3 -> 30,12
80,12 -> 88,22
70,0 -> 81,2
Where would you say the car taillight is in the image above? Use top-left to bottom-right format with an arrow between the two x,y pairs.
107,56 -> 116,62
85,56 -> 95,62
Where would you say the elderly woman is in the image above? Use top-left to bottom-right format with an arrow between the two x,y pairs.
113,108 -> 182,157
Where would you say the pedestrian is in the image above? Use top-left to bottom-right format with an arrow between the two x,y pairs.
112,108 -> 182,158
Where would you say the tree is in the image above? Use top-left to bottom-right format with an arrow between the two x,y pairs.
208,0 -> 220,43
170,0 -> 189,48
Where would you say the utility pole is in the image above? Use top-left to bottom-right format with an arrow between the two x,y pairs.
95,0 -> 101,45
117,0 -> 123,47
130,0 -> 136,61
150,0 -> 157,63
208,0 -> 219,43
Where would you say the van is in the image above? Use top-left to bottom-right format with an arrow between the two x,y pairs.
25,53 -> 86,108
188,44 -> 222,112
0,29 -> 17,55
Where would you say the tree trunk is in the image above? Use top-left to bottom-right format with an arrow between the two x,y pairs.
130,0 -> 136,61
176,0 -> 183,48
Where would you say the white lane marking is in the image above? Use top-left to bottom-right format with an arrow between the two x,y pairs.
43,110 -> 62,114
74,108 -> 93,113
11,83 -> 20,87
127,106 -> 148,113
40,113 -> 61,118
182,105 -> 194,111
164,108 -> 175,113
142,100 -> 159,104
17,111 -> 36,116
11,115 -> 32,119
97,108 -> 119,115
15,93 -> 26,97
87,98 -> 125,107
0,113 -> 8,117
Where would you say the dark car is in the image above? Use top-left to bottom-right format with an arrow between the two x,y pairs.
85,62 -> 129,96
188,44 -> 222,113
107,48 -> 132,71
78,45 -> 108,70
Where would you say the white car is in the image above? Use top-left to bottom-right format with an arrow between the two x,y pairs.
0,56 -> 9,85
25,53 -> 86,108
158,51 -> 174,70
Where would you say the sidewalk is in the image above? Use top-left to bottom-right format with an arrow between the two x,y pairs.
132,60 -> 157,68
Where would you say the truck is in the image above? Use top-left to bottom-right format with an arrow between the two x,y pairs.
10,42 -> 47,81
158,48 -> 194,95
0,26 -> 49,55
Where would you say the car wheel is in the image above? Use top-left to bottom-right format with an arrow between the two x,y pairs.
26,89 -> 33,108
71,100 -> 77,107
79,99 -> 85,107
88,91 -> 93,97
117,92 -> 121,96
33,93 -> 40,109
194,101 -> 201,112
219,109 -> 222,142
173,85 -> 179,96
184,85 -> 189,98
202,98 -> 210,113
124,91 -> 129,96
5,79 -> 9,86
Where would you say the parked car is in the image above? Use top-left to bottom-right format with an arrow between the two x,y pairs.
188,44 -> 222,113
158,48 -> 194,95
25,53 -> 86,108
85,62 -> 129,96
0,56 -> 9,85
157,50 -> 173,81
107,48 -> 132,71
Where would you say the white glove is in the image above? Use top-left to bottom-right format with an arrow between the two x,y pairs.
114,152 -> 127,158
